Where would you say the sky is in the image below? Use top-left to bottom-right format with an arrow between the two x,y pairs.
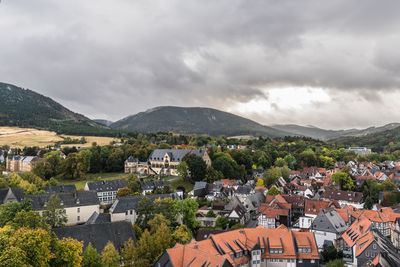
1,0 -> 400,130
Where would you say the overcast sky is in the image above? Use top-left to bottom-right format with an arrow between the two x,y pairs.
1,0 -> 400,130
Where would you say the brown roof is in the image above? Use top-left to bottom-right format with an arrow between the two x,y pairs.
163,226 -> 319,266
321,188 -> 363,203
305,200 -> 336,215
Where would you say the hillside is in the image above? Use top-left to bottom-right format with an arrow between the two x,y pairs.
93,119 -> 114,127
271,123 -> 400,141
110,106 -> 291,138
0,82 -> 112,135
332,126 -> 400,153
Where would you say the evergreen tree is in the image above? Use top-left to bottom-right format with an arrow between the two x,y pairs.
101,241 -> 120,267
82,242 -> 103,267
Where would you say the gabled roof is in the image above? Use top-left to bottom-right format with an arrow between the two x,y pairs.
86,211 -> 111,225
160,226 -> 319,267
86,179 -> 127,192
26,191 -> 99,210
125,156 -> 138,163
44,185 -> 76,194
53,221 -> 136,253
342,215 -> 372,247
109,193 -> 178,214
321,187 -> 363,203
313,207 -> 347,234
305,200 -> 337,215
149,149 -> 206,162
0,187 -> 24,204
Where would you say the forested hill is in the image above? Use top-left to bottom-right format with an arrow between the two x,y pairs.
0,82 -> 113,135
332,126 -> 400,153
110,106 -> 291,138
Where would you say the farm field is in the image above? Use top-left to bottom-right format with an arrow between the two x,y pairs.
0,126 -> 119,148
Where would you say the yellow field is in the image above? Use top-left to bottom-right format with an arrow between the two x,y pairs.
0,127 -> 119,148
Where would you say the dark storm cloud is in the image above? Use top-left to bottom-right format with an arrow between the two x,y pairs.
1,0 -> 400,127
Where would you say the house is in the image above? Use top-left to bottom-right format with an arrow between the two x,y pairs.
258,204 -> 290,229
44,185 -> 76,194
234,185 -> 254,199
26,191 -> 100,226
305,199 -> 339,219
84,179 -> 128,205
6,155 -> 39,172
311,207 -> 347,250
109,193 -> 179,223
53,221 -> 136,253
346,147 -> 372,156
125,149 -> 212,176
0,187 -> 24,204
343,218 -> 400,267
321,187 -> 364,208
140,180 -> 170,195
86,211 -> 111,225
154,225 -> 319,267
358,208 -> 400,237
193,181 -> 208,198
281,195 -> 305,217
225,197 -> 250,225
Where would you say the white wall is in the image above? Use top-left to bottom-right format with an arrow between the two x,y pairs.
312,230 -> 337,250
65,204 -> 100,226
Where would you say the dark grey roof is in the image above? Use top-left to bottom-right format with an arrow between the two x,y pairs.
86,179 -> 127,192
110,194 -> 178,214
194,181 -> 207,191
25,191 -> 99,210
140,180 -> 170,191
53,221 -> 136,253
44,185 -> 76,194
235,186 -> 252,195
125,156 -> 138,163
86,211 -> 111,224
0,187 -> 25,204
149,149 -> 206,162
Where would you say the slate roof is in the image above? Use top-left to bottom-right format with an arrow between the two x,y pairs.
26,191 -> 99,210
53,221 -> 136,253
109,193 -> 178,214
86,179 -> 127,192
313,207 -> 347,234
148,149 -> 206,162
86,211 -> 111,224
44,185 -> 76,194
321,187 -> 363,203
140,180 -> 170,191
125,156 -> 139,163
0,187 -> 24,204
235,185 -> 252,195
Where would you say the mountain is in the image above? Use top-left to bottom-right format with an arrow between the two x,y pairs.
110,106 -> 291,138
0,82 -> 112,135
93,119 -> 114,127
270,123 -> 400,141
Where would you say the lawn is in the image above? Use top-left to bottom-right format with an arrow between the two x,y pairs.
170,179 -> 194,193
59,172 -> 128,189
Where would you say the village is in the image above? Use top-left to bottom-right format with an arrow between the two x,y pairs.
2,141 -> 400,267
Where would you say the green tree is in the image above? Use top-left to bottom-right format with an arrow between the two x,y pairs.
52,237 -> 83,267
206,210 -> 216,218
183,153 -> 207,182
331,172 -> 355,191
61,152 -> 87,179
283,154 -> 297,169
153,198 -> 178,226
256,178 -> 264,187
176,161 -> 188,179
215,216 -> 229,229
212,153 -> 239,179
364,196 -> 374,209
281,165 -> 291,181
11,210 -> 49,231
0,245 -> 28,267
0,177 -> 8,188
121,238 -> 136,267
204,166 -> 223,183
43,194 -> 68,228
82,242 -> 103,267
116,187 -> 133,198
274,157 -> 286,167
263,167 -> 282,187
174,199 -> 199,231
267,186 -> 281,195
126,173 -> 141,194
101,241 -> 120,267
381,179 -> 397,191
0,199 -> 32,227
136,197 -> 155,229
172,225 -> 192,245
132,224 -> 143,240
130,229 -> 153,267
10,227 -> 54,266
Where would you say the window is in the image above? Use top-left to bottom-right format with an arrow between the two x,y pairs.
130,210 -> 133,215
77,216 -> 80,221
311,260 -> 315,263
126,211 -> 128,215
77,208 -> 80,213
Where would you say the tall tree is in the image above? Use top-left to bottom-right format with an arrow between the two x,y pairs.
101,241 -> 120,267
174,199 -> 199,231
43,194 -> 68,228
121,238 -> 136,267
331,172 -> 355,191
136,197 -> 155,229
52,237 -> 83,267
183,153 -> 207,182
82,242 -> 103,267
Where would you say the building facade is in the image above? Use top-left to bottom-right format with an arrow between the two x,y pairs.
6,155 -> 39,172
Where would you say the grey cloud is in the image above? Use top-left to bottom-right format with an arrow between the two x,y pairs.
1,0 -> 400,128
